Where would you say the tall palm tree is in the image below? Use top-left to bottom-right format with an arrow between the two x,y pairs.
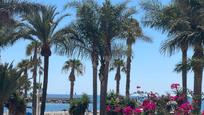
60,1 -> 101,114
21,5 -> 69,115
141,0 -> 204,113
26,41 -> 43,115
110,44 -> 126,96
62,59 -> 84,100
141,0 -> 191,102
161,38 -> 189,101
98,1 -> 136,113
121,18 -> 152,98
110,59 -> 125,95
17,59 -> 32,99
0,63 -> 25,115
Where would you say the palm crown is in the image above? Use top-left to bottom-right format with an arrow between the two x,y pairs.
62,59 -> 84,78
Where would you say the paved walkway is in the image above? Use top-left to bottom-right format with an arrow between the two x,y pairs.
4,111 -> 99,115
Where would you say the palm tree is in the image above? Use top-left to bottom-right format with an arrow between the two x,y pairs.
121,18 -> 152,98
0,63 -> 25,115
62,59 -> 84,100
26,41 -> 43,115
6,93 -> 26,115
161,38 -> 189,101
17,59 -> 32,99
98,1 -> 136,113
141,0 -> 191,102
110,59 -> 125,95
21,5 -> 69,115
110,44 -> 126,96
59,1 -> 101,114
141,0 -> 204,113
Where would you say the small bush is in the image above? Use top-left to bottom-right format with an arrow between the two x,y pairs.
69,94 -> 90,115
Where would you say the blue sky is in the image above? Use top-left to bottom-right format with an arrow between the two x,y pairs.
2,0 -> 202,95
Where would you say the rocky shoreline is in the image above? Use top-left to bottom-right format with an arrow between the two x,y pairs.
27,97 -> 80,103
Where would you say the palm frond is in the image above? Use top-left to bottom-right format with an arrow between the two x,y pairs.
26,41 -> 41,56
0,63 -> 24,102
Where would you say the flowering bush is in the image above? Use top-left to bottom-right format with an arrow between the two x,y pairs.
105,83 -> 203,115
106,91 -> 138,115
141,99 -> 156,113
176,102 -> 193,114
123,106 -> 133,115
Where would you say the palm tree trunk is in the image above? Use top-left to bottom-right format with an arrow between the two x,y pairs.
116,80 -> 120,96
126,42 -> 132,98
70,81 -> 74,100
192,43 -> 203,114
92,52 -> 98,115
0,102 -> 4,115
99,58 -> 105,115
181,45 -> 188,102
32,43 -> 38,115
100,55 -> 110,115
100,38 -> 111,115
40,56 -> 49,115
24,69 -> 28,99
116,66 -> 120,96
69,69 -> 75,100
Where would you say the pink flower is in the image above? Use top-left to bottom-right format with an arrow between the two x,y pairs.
123,106 -> 133,115
106,105 -> 111,112
142,100 -> 156,111
202,110 -> 204,115
171,83 -> 180,90
146,102 -> 156,110
134,108 -> 143,114
177,102 -> 193,114
114,106 -> 121,112
142,99 -> 150,106
170,96 -> 178,101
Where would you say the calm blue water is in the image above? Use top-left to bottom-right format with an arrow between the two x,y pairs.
25,102 -> 100,112
4,95 -> 100,112
3,95 -> 204,112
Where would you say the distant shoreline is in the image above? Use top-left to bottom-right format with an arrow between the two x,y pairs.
27,94 -> 97,103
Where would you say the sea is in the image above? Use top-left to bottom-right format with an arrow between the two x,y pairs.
3,94 -> 204,113
4,94 -> 100,113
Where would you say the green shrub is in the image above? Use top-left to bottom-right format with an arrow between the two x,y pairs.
69,94 -> 90,115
